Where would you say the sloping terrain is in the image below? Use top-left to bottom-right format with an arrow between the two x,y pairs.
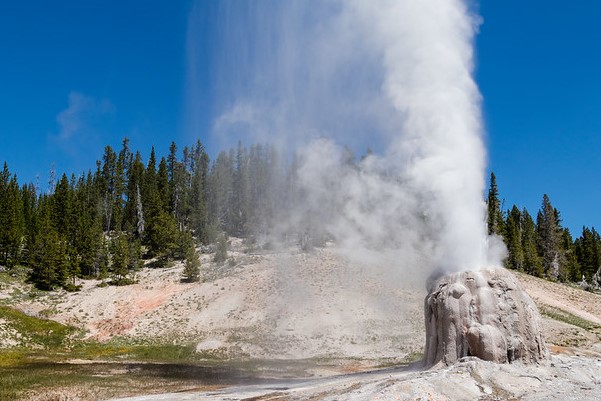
1,240 -> 600,400
2,240 -> 426,366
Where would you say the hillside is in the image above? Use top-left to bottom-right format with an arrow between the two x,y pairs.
1,239 -> 600,400
1,240 -> 428,364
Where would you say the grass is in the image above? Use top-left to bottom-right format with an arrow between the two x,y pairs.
539,305 -> 600,331
69,341 -> 199,362
0,360 -> 248,401
0,305 -> 76,349
0,305 -> 218,400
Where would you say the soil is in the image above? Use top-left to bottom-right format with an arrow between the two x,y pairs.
2,239 -> 601,400
6,239 -> 426,365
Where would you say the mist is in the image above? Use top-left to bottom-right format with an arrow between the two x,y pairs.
188,0 -> 504,275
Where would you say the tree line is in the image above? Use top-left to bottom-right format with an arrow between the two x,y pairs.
0,138 -> 297,290
487,172 -> 600,288
1,139 -> 600,290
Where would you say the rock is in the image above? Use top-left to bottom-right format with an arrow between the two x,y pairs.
423,267 -> 549,367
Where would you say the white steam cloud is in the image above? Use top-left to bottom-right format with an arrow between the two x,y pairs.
192,0 -> 504,274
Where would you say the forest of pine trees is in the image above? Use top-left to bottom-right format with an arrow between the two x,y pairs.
0,140 -> 600,291
0,138 -> 298,290
487,172 -> 601,287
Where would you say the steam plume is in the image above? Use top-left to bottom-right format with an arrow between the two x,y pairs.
190,0 -> 503,274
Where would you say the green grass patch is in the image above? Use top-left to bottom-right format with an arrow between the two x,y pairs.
539,305 -> 600,331
0,305 -> 76,349
69,341 -> 198,362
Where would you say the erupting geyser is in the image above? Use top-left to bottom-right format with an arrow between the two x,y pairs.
191,0 -> 538,365
423,267 -> 549,367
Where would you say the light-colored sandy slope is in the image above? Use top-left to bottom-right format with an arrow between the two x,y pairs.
13,239 -> 426,363
515,271 -> 601,325
4,241 -> 601,400
8,241 -> 601,361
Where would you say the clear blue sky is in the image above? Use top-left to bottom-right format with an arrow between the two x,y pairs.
0,1 -> 599,236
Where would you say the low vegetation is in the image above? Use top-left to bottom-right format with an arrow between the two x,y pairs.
0,305 -> 221,400
539,305 -> 600,332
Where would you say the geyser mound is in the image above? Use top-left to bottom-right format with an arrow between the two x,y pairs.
423,267 -> 549,367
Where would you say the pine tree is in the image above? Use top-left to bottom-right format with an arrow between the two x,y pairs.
536,194 -> 563,279
123,151 -> 146,237
29,197 -> 69,290
174,228 -> 194,261
0,164 -> 24,266
113,138 -> 131,231
504,205 -> 524,271
575,227 -> 601,281
208,150 -> 234,236
522,209 -> 543,277
53,174 -> 74,237
214,233 -> 228,264
170,145 -> 188,232
145,210 -> 179,265
487,172 -> 504,236
182,243 -> 201,283
20,183 -> 37,264
110,233 -> 131,284
74,173 -> 105,278
157,157 -> 170,212
141,147 -> 166,256
109,232 -> 142,285
143,147 -> 159,216
99,146 -> 117,232
167,141 -> 179,216
189,141 -> 210,242
232,142 -> 250,237
560,228 -> 580,282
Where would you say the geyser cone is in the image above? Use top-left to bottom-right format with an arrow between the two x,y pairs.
423,267 -> 549,367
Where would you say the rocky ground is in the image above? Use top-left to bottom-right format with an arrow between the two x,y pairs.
111,355 -> 601,401
2,239 -> 601,400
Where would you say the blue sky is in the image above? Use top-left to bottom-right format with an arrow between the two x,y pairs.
0,1 -> 600,235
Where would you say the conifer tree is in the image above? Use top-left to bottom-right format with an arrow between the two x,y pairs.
560,228 -> 580,282
232,142 -> 250,237
575,227 -> 601,281
74,173 -> 105,278
124,151 -> 146,237
522,209 -> 543,277
29,197 -> 69,290
146,210 -> 179,264
0,165 -> 24,266
110,233 -> 131,284
170,144 -> 189,232
20,183 -> 37,264
53,174 -> 74,237
536,194 -> 563,279
214,233 -> 228,264
157,157 -> 170,211
182,243 -> 201,283
113,138 -> 131,230
99,145 -> 118,232
208,150 -> 234,236
189,141 -> 210,242
504,205 -> 524,271
487,172 -> 504,236
141,147 -> 166,255
109,232 -> 142,284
